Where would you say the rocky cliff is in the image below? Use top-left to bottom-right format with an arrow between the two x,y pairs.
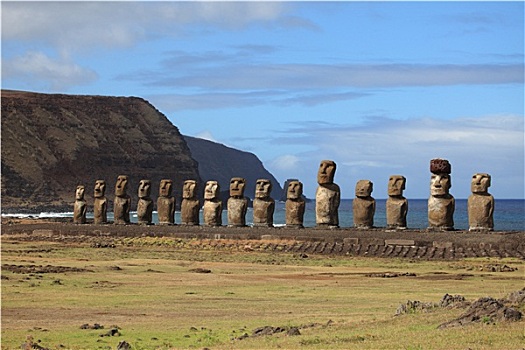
183,136 -> 283,201
1,90 -> 200,212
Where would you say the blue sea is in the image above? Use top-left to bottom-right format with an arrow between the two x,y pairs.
4,199 -> 523,231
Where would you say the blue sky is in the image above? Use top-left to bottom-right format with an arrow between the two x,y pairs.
2,1 -> 524,199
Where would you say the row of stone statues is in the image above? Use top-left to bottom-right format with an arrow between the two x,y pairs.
312,158 -> 494,231
73,158 -> 494,231
74,176 -> 279,227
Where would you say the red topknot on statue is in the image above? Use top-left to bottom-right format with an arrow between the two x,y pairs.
430,158 -> 451,175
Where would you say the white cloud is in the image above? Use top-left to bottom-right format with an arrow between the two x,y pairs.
133,58 -> 523,111
147,63 -> 523,90
147,91 -> 275,112
2,51 -> 97,90
194,131 -> 217,143
1,2 -> 298,52
270,154 -> 301,171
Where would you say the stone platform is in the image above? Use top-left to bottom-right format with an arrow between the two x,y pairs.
2,218 -> 524,260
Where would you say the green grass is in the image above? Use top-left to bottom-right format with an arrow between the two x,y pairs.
1,238 -> 524,349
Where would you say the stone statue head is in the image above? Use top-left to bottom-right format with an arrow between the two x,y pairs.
430,174 -> 451,196
115,175 -> 129,197
317,160 -> 336,185
183,180 -> 197,199
75,185 -> 85,200
159,179 -> 173,197
94,180 -> 106,198
287,180 -> 303,200
138,179 -> 151,199
355,180 -> 373,198
230,177 -> 246,198
255,179 -> 272,199
471,173 -> 491,194
204,180 -> 220,200
388,175 -> 406,196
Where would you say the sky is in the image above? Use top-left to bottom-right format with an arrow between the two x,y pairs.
2,1 -> 524,199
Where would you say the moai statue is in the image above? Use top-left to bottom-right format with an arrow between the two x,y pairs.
181,180 -> 200,226
315,160 -> 340,228
73,185 -> 87,224
386,175 -> 408,230
428,159 -> 455,231
136,179 -> 153,225
286,180 -> 305,228
93,180 -> 107,224
157,179 -> 175,225
468,173 -> 494,231
227,177 -> 248,227
353,180 -> 375,229
113,175 -> 131,225
253,179 -> 275,227
203,180 -> 222,226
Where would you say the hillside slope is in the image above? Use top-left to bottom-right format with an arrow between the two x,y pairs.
1,90 -> 200,211
183,135 -> 283,200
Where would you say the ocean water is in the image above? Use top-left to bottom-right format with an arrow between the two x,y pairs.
4,199 -> 523,231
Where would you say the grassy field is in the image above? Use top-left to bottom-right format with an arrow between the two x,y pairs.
1,236 -> 524,350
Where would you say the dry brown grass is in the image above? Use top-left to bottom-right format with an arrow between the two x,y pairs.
1,237 -> 524,350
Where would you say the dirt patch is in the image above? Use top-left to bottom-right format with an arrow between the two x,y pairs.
365,272 -> 416,278
90,281 -> 121,288
145,268 -> 164,273
188,268 -> 212,273
2,264 -> 93,274
417,272 -> 474,280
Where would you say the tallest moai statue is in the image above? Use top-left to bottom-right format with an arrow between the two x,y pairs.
428,159 -> 455,231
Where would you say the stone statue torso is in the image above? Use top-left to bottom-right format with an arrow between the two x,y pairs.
253,198 -> 275,227
428,195 -> 455,230
286,199 -> 305,227
468,194 -> 494,230
386,196 -> 408,229
203,199 -> 222,226
227,197 -> 248,227
137,197 -> 153,225
157,196 -> 175,225
353,197 -> 375,228
315,184 -> 340,226
114,196 -> 131,225
93,197 -> 107,224
181,198 -> 200,225
73,199 -> 87,224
